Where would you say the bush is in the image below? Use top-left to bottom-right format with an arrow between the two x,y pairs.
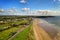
9,32 -> 17,38
10,24 -> 18,27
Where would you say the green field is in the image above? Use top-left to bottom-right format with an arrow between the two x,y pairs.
12,23 -> 34,40
0,27 -> 20,40
0,16 -> 34,40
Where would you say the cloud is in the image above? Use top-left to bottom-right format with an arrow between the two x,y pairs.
53,0 -> 60,2
58,0 -> 60,1
7,8 -> 19,15
0,8 -> 19,15
7,9 -> 14,13
0,8 -> 21,15
21,8 -> 30,12
0,9 -> 4,12
20,0 -> 26,3
30,10 -> 57,16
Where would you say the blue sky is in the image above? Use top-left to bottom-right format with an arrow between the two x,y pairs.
0,0 -> 60,10
0,0 -> 60,15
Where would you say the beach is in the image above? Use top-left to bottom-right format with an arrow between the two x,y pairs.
33,18 -> 60,40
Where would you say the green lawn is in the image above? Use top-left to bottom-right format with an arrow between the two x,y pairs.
0,20 -> 27,40
0,22 -> 10,29
0,19 -> 28,29
0,18 -> 33,40
13,19 -> 28,25
0,27 -> 20,40
12,23 -> 34,40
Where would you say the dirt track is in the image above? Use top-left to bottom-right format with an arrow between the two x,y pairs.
33,19 -> 60,40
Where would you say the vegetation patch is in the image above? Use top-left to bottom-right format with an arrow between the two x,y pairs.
0,16 -> 33,40
12,23 -> 34,40
0,27 -> 20,40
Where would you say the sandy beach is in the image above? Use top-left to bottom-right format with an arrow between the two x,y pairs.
33,19 -> 60,40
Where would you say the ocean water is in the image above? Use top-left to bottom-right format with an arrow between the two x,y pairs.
40,16 -> 60,27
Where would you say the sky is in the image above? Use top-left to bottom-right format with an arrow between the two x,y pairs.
0,0 -> 60,15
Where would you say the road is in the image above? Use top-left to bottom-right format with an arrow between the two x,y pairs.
33,19 -> 60,40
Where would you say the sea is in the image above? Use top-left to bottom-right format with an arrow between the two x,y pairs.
40,16 -> 60,27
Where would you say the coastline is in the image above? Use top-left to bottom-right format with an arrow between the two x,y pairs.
33,18 -> 60,40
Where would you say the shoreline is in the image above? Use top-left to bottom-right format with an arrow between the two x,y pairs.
33,18 -> 60,40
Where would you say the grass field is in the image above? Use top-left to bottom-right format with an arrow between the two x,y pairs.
0,27 -> 20,40
0,19 -> 30,40
12,23 -> 34,40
